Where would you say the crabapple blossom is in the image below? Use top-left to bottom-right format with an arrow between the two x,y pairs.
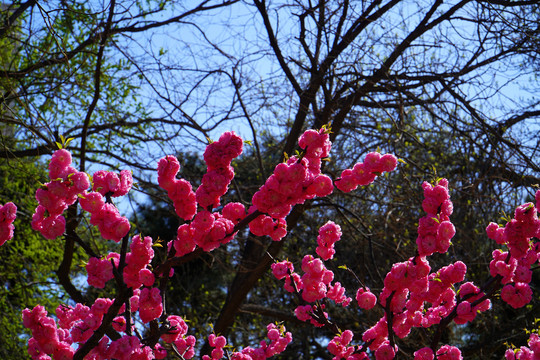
249,210 -> 287,241
174,335 -> 197,359
86,253 -> 119,288
489,249 -> 517,284
294,304 -> 328,327
300,255 -> 335,303
23,305 -> 68,359
362,317 -> 389,351
191,212 -> 235,252
0,201 -> 16,246
89,202 -> 130,242
93,169 -> 133,197
375,342 -> 396,360
452,282 -> 490,325
222,202 -> 246,224
203,333 -> 227,360
335,152 -> 397,192
505,333 -> 540,360
436,345 -> 462,360
32,149 -> 93,239
123,235 -> 155,288
327,330 -> 355,360
173,223 -> 197,257
356,287 -> 377,310
208,324 -> 292,360
414,347 -> 434,360
196,131 -> 243,209
501,283 -> 533,309
139,287 -> 163,323
486,222 -> 505,244
316,221 -> 342,261
161,315 -> 189,343
157,155 -> 197,221
251,128 -> 334,237
271,260 -> 294,280
15,130 -> 540,360
416,179 -> 455,256
327,282 -> 352,306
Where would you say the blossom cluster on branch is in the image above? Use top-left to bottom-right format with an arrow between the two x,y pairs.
1,126 -> 539,359
0,201 -> 16,246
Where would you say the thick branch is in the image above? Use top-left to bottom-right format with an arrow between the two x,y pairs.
0,0 -> 37,38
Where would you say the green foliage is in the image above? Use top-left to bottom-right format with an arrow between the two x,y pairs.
0,156 -> 65,359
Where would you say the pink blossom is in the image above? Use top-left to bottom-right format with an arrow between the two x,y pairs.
271,260 -> 294,280
501,283 -> 533,309
222,202 -> 246,224
414,347 -> 434,360
86,256 -> 114,288
436,345 -> 462,360
356,287 -> 377,310
161,315 -> 188,343
375,342 -> 396,360
0,202 -> 16,246
139,287 -> 163,323
328,330 -> 355,359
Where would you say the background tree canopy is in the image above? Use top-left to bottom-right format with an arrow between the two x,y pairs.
1,0 -> 539,359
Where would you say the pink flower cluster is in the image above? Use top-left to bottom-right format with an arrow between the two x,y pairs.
172,207 -> 239,255
83,169 -> 132,242
197,131 -> 243,209
23,305 -> 75,360
413,345 -> 463,360
250,128 -> 334,240
92,169 -> 133,198
505,333 -> 540,360
293,304 -> 327,328
86,252 -> 119,288
203,334 -> 227,360
24,291 -> 193,360
111,289 -> 140,333
416,179 -> 455,256
204,323 -> 293,360
86,235 -> 164,323
328,179 -> 488,358
0,201 -> 16,246
31,149 -> 90,239
139,287 -> 163,323
248,209 -> 287,241
230,323 -> 293,360
23,127 -> 540,359
157,155 -> 197,220
158,133 -> 244,255
31,149 -> 132,242
486,191 -> 540,309
356,287 -> 377,310
124,235 -> 155,287
419,262 -> 466,327
328,330 -> 365,360
82,193 -> 130,242
205,324 -> 296,360
192,210 -> 236,252
316,221 -> 342,260
363,257 -> 431,346
300,255 -> 336,303
272,254 -> 351,325
452,282 -> 491,325
23,300 -> 168,360
360,259 -> 488,353
335,152 -> 397,192
160,314 -> 196,358
86,235 -> 156,290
